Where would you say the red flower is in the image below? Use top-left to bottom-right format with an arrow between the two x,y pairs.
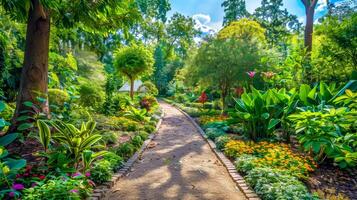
198,92 -> 208,104
39,175 -> 46,180
235,87 -> 244,97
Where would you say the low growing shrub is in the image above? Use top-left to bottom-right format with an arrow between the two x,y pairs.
205,128 -> 226,141
215,135 -> 231,151
23,177 -> 92,200
245,167 -> 315,200
90,160 -> 112,184
104,153 -> 124,171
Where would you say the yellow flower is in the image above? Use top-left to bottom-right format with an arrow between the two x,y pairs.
2,165 -> 10,175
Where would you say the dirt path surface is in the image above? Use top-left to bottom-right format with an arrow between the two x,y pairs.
106,102 -> 246,200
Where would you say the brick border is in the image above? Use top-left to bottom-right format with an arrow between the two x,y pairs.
87,110 -> 165,200
169,103 -> 261,200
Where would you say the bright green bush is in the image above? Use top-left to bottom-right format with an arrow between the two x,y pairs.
137,131 -> 149,141
90,160 -> 112,184
48,89 -> 69,107
138,81 -> 159,96
142,124 -> 155,133
78,82 -> 105,110
131,135 -> 143,149
23,177 -> 92,200
104,152 -> 124,171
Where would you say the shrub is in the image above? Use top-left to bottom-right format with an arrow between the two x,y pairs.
101,131 -> 118,145
234,154 -> 258,173
104,152 -> 124,171
48,89 -> 69,107
138,81 -> 158,96
107,116 -> 140,131
90,160 -> 112,184
131,135 -> 143,149
78,82 -> 105,110
137,131 -> 149,141
215,135 -> 230,151
205,128 -> 226,141
23,177 -> 92,200
114,143 -> 136,159
139,95 -> 158,112
142,124 -> 155,133
245,167 -> 314,200
225,140 -> 316,178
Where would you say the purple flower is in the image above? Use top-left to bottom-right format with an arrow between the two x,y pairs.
31,182 -> 38,188
247,71 -> 256,79
12,183 -> 24,190
8,192 -> 15,197
70,189 -> 79,193
85,172 -> 91,177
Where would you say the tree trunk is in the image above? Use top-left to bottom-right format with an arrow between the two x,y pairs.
130,78 -> 135,100
12,0 -> 50,128
304,6 -> 315,55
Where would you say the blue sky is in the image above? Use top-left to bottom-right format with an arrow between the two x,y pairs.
169,0 -> 340,32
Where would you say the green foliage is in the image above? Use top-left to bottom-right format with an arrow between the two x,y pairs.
221,0 -> 249,26
131,135 -> 143,149
101,131 -> 119,145
253,0 -> 301,49
37,120 -> 51,152
50,120 -> 103,169
142,124 -> 156,133
124,107 -> 150,123
232,88 -> 286,141
114,44 -> 154,84
289,108 -> 357,168
215,135 -> 231,151
113,143 -> 136,159
205,128 -> 226,141
138,81 -> 159,96
90,160 -> 112,184
78,82 -> 105,110
137,131 -> 149,141
48,89 -> 69,108
103,152 -> 123,171
245,167 -> 315,200
23,177 -> 92,200
218,19 -> 266,43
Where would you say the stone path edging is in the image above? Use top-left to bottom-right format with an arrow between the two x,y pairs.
171,104 -> 261,200
87,110 -> 165,200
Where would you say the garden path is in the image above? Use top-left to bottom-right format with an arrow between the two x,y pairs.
106,102 -> 246,200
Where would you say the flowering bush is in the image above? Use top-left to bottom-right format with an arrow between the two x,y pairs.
199,115 -> 228,125
225,140 -> 316,178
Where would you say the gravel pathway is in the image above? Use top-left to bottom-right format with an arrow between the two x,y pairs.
106,102 -> 246,200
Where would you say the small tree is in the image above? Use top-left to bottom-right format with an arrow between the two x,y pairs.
114,44 -> 154,99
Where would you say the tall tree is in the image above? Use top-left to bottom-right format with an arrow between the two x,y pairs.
0,0 -> 140,128
222,0 -> 249,26
301,0 -> 318,54
166,13 -> 199,59
254,0 -> 301,51
114,44 -> 154,99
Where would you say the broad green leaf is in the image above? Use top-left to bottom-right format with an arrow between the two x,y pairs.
0,133 -> 18,146
37,120 -> 51,151
23,101 -> 33,107
268,119 -> 280,130
17,123 -> 33,131
0,101 -> 5,112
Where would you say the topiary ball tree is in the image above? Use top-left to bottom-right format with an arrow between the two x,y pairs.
114,44 -> 154,99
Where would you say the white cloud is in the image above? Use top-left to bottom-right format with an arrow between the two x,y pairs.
192,13 -> 211,24
316,0 -> 328,12
192,13 -> 222,36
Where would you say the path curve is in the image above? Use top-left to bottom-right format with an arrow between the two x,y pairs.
106,102 -> 246,200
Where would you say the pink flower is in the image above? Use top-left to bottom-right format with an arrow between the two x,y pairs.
72,172 -> 82,177
12,183 -> 24,190
88,179 -> 96,187
85,172 -> 91,177
247,71 -> 256,79
31,182 -> 38,188
9,192 -> 15,197
70,189 -> 79,193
